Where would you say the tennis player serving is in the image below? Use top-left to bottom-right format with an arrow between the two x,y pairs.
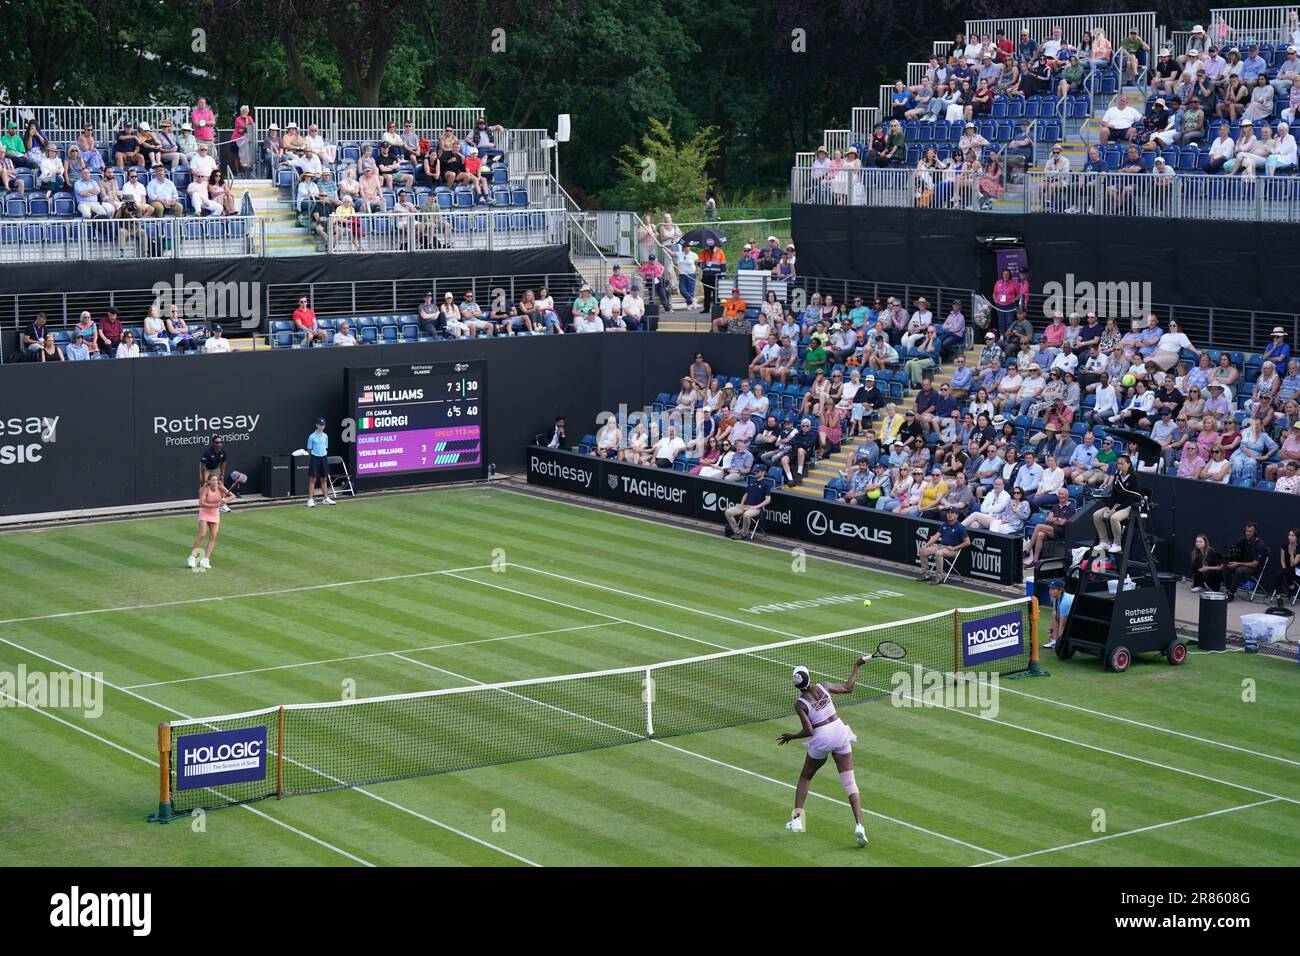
779,656 -> 872,847
187,473 -> 235,571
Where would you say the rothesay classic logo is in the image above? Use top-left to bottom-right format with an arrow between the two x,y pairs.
0,415 -> 59,466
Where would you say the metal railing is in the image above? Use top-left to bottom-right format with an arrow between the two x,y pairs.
822,129 -> 852,156
851,107 -> 881,145
250,107 -> 484,143
792,166 -> 985,209
963,12 -> 1158,48
0,105 -> 211,144
265,273 -> 589,328
1209,6 -> 1300,47
1025,170 -> 1300,222
0,214 -> 263,262
322,208 -> 567,255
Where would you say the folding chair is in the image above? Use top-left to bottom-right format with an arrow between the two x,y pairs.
742,507 -> 767,540
1239,555 -> 1269,603
935,549 -> 962,585
325,455 -> 356,498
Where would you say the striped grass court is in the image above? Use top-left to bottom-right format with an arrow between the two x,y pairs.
1,486 -> 1298,866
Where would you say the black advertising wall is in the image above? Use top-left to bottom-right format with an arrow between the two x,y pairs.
1138,474 -> 1300,578
526,445 -> 1023,585
792,205 -> 1300,315
0,332 -> 748,517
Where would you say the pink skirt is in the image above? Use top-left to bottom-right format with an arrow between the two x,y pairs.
806,719 -> 857,760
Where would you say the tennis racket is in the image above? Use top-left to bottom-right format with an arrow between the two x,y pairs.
861,640 -> 907,662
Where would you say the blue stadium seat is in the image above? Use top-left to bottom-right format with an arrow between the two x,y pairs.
452,186 -> 475,209
510,185 -> 529,207
378,316 -> 400,342
1006,98 -> 1025,119
354,317 -> 379,344
270,320 -> 295,348
27,194 -> 50,217
4,195 -> 26,218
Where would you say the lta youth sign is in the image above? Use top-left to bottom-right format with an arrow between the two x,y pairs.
176,726 -> 267,790
961,611 -> 1024,666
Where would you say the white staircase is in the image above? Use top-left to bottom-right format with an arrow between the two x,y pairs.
236,178 -> 319,256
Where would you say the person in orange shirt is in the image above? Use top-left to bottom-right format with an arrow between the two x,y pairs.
714,286 -> 748,333
697,238 -> 728,313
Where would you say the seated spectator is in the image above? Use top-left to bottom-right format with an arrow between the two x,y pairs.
165,305 -> 200,352
64,330 -> 92,361
142,305 -> 170,352
1025,486 -> 1076,567
964,476 -> 1010,529
451,290 -> 488,336
292,296 -> 327,347
1221,523 -> 1269,599
1099,94 -> 1143,144
146,165 -> 184,217
652,426 -> 686,468
332,320 -> 357,347
112,329 -> 140,358
918,509 -> 971,581
203,325 -> 231,353
187,175 -> 222,216
73,166 -> 111,219
1197,443 -> 1232,483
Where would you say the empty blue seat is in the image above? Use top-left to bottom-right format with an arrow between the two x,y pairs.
4,195 -> 26,218
510,185 -> 528,206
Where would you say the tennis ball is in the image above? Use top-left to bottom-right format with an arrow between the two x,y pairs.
1121,374 -> 1136,388
863,599 -> 872,606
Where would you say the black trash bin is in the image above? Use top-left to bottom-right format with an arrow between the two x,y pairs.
1198,591 -> 1228,652
261,454 -> 291,498
291,455 -> 311,497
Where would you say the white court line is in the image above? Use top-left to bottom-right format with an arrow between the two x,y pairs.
971,799 -> 1283,867
125,623 -> 619,690
0,563 -> 497,628
440,572 -> 1007,858
496,485 -> 926,583
388,653 -> 1008,860
0,632 -> 541,868
510,564 -> 1300,779
0,690 -> 375,867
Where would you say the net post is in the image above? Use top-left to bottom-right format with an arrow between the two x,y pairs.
644,668 -> 655,737
952,608 -> 961,674
147,723 -> 174,823
1027,596 -> 1048,676
276,706 -> 285,799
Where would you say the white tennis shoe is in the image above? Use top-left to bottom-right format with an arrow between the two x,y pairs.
785,810 -> 805,833
186,554 -> 197,569
854,823 -> 868,847
306,498 -> 316,508
323,497 -> 336,505
199,557 -> 211,571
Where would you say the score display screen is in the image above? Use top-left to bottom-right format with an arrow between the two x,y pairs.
345,361 -> 487,485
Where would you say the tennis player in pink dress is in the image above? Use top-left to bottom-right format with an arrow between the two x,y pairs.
778,659 -> 870,846
187,473 -> 234,571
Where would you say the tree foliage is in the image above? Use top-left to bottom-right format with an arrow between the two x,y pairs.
611,117 -> 721,213
0,0 -> 1206,202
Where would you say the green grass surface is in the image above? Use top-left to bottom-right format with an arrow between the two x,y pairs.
2,486 -> 1298,867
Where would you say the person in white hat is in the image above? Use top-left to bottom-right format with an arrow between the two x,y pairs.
1180,25 -> 1207,68
176,121 -> 199,165
263,122 -> 283,172
1273,46 -> 1300,100
156,118 -> 182,168
281,121 -> 306,157
136,121 -> 164,167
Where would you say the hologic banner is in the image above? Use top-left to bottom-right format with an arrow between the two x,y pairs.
525,447 -> 1022,584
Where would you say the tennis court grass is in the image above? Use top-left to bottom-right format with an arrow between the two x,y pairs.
2,486 -> 1298,867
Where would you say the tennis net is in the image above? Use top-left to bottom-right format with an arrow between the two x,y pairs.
153,597 -> 1036,815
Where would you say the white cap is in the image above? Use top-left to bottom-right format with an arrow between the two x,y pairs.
1192,24 -> 1204,33
138,122 -> 151,131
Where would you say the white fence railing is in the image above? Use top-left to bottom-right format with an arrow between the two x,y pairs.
790,166 -> 916,208
1209,6 -> 1300,47
822,129 -> 852,156
792,165 -> 1300,221
0,214 -> 263,262
851,106 -> 881,145
250,107 -> 484,143
963,12 -> 1158,47
1025,170 -> 1300,221
323,208 -> 568,255
0,105 -> 227,145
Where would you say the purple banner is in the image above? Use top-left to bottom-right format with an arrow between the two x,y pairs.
176,726 -> 267,791
995,248 -> 1028,280
355,424 -> 481,475
960,610 -> 1024,667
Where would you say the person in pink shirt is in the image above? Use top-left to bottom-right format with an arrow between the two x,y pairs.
639,253 -> 671,310
991,268 -> 1021,334
607,264 -> 630,295
191,97 -> 217,144
1040,311 -> 1067,361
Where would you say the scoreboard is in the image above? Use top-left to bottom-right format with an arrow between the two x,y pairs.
345,361 -> 487,487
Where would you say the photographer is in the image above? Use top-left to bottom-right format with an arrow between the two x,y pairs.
114,197 -> 145,257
